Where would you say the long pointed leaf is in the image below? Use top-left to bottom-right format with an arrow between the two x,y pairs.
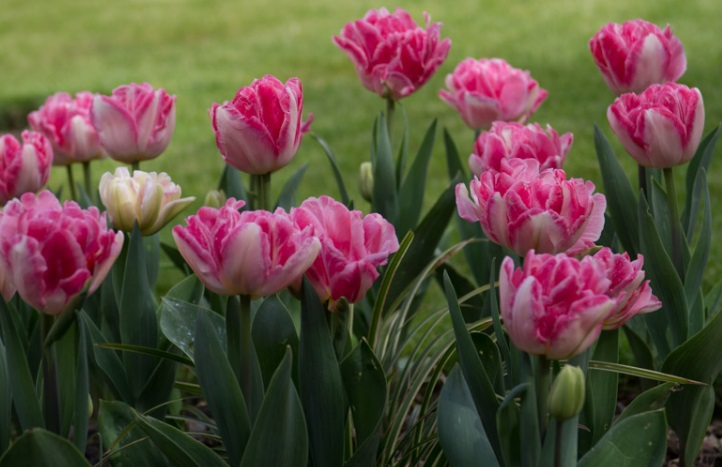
252,296 -> 299,389
0,428 -> 91,467
309,133 -> 350,205
371,113 -> 399,227
0,340 -> 10,452
683,126 -> 720,232
73,316 -> 89,453
398,119 -> 437,235
159,297 -> 225,363
275,163 -> 308,210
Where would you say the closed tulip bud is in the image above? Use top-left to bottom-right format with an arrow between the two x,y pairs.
548,365 -> 586,421
359,162 -> 374,202
99,168 -> 195,236
204,189 -> 227,208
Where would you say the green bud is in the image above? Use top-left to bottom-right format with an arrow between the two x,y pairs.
548,365 -> 585,421
359,162 -> 374,202
204,189 -> 227,208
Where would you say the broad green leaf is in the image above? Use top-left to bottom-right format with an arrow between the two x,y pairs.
341,340 -> 386,466
136,347 -> 180,415
134,412 -> 226,467
299,278 -> 345,467
684,170 -> 711,312
73,317 -> 89,453
97,400 -> 170,467
119,225 -> 159,400
160,242 -> 190,274
165,268 -> 204,303
0,428 -> 91,467
586,330 -> 619,446
218,163 -> 247,202
437,366 -> 500,467
487,258 -> 511,387
252,295 -> 299,389
194,311 -> 251,466
0,299 -> 43,430
309,132 -> 350,205
144,233 -> 161,291
706,279 -> 722,318
240,348 -> 308,467
594,125 -> 639,255
443,272 -> 501,459
471,332 -> 504,395
394,104 -> 409,189
434,263 -> 484,323
159,297 -> 225,362
0,340 -> 10,452
683,126 -> 720,232
56,323 -> 77,437
398,119 -> 437,235
496,383 -> 526,467
371,113 -> 399,227
275,163 -> 308,210
621,325 -> 655,373
442,127 -> 467,181
614,382 -> 676,425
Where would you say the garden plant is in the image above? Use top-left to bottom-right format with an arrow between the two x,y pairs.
0,5 -> 721,467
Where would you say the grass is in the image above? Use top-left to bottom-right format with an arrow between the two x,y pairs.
1,0 -> 721,285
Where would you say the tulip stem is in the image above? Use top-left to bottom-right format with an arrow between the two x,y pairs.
227,295 -> 253,408
131,161 -> 140,173
41,313 -> 61,434
554,419 -> 563,467
82,161 -> 93,200
250,173 -> 272,211
66,165 -> 78,201
663,168 -> 684,277
386,97 -> 395,141
536,355 -> 551,436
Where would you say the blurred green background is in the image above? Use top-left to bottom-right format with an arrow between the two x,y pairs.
1,0 -> 721,281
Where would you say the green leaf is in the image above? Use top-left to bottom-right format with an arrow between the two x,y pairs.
134,412 -> 226,467
240,348 -> 308,467
578,410 -> 667,467
684,170 -> 711,311
437,366 -> 500,467
194,311 -> 251,466
275,163 -> 308,210
252,295 -> 299,389
621,325 -> 655,373
397,119 -> 437,235
496,383 -> 525,467
341,340 -> 386,466
56,323 -> 77,437
97,400 -> 170,466
165,274 -> 204,303
0,428 -> 91,467
588,361 -> 703,385
585,330 -> 619,446
160,242 -> 190,274
144,233 -> 161,292
683,126 -> 720,233
96,343 -> 193,367
434,263 -> 485,323
0,299 -> 43,430
299,277 -> 345,467
159,297 -> 225,363
594,125 -> 639,255
371,113 -> 399,227
218,163 -> 247,202
614,382 -> 676,425
119,225 -> 159,400
394,104 -> 409,189
443,272 -> 501,459
442,127 -> 467,181
73,316 -> 89,453
0,340 -> 10,452
309,132 -> 350,205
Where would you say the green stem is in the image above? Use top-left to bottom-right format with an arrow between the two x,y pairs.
554,419 -> 563,467
41,313 -> 60,434
386,97 -> 395,141
663,168 -> 684,277
347,303 -> 354,341
130,161 -> 140,172
638,165 -> 648,200
66,165 -> 77,201
82,161 -> 93,199
536,355 -> 551,436
226,295 -> 253,406
250,173 -> 272,211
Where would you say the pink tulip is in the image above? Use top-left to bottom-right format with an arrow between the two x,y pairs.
455,159 -> 606,256
500,252 -> 615,359
439,58 -> 548,130
211,75 -> 308,175
468,122 -> 572,175
591,248 -> 662,329
0,190 -> 124,315
0,131 -> 53,205
589,19 -> 686,95
172,199 -> 320,298
91,82 -> 176,163
333,8 -> 451,101
291,196 -> 399,309
607,83 -> 704,168
28,92 -> 103,165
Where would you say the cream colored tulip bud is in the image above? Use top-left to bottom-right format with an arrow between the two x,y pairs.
204,189 -> 227,208
548,365 -> 586,421
99,168 -> 195,236
359,161 -> 374,202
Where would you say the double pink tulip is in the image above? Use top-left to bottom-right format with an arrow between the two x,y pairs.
291,196 -> 399,309
500,252 -> 615,360
589,19 -> 686,95
334,8 -> 451,101
211,75 -> 308,175
468,122 -> 572,175
455,159 -> 606,256
172,199 -> 320,298
0,190 -> 124,315
28,91 -> 103,165
439,58 -> 548,131
91,82 -> 176,163
0,131 -> 53,205
607,82 -> 704,168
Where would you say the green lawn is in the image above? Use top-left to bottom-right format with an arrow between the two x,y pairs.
2,0 -> 721,281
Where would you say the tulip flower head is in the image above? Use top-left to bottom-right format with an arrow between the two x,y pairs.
28,91 -> 104,165
211,75 -> 308,175
499,252 -> 615,360
607,82 -> 704,168
469,122 -> 572,175
99,168 -> 196,236
291,196 -> 399,310
91,82 -> 176,163
439,58 -> 548,131
456,159 -> 606,256
589,19 -> 686,95
0,131 -> 53,205
173,199 -> 320,298
334,7 -> 451,101
0,190 -> 124,315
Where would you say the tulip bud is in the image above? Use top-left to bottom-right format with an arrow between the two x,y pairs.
204,189 -> 227,208
359,162 -> 374,202
548,365 -> 586,421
